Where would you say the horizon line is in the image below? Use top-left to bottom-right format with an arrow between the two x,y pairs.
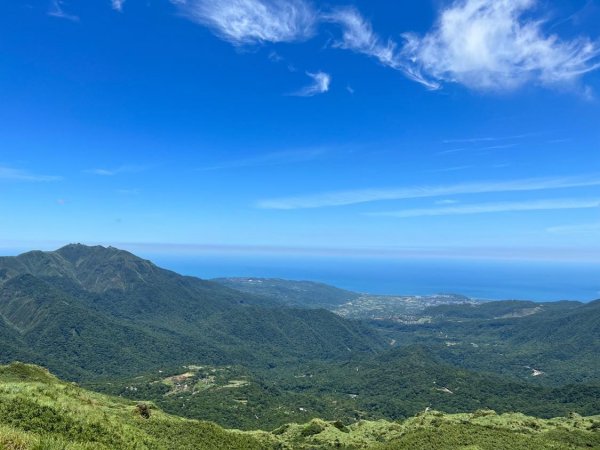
1,240 -> 600,264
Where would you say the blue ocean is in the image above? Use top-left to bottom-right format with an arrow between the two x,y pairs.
150,254 -> 600,302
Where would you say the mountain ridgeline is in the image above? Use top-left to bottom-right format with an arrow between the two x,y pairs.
0,244 -> 382,379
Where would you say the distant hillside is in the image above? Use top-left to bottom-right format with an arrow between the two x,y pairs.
373,299 -> 600,385
1,362 -> 598,450
0,245 -> 383,379
212,277 -> 361,308
424,299 -> 583,320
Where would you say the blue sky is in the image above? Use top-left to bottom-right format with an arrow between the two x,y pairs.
1,0 -> 600,261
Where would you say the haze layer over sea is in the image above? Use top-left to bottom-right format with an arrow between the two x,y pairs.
151,255 -> 600,302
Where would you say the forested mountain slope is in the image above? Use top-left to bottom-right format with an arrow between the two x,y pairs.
0,245 -> 382,380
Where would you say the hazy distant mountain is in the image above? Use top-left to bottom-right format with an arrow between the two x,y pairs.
212,277 -> 361,308
0,245 -> 382,379
212,277 -> 475,319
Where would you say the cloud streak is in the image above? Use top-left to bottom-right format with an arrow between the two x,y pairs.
0,166 -> 62,182
291,71 -> 331,96
173,0 -> 316,45
324,7 -> 440,89
402,0 -> 600,90
257,175 -> 600,209
368,198 -> 600,218
199,148 -> 326,171
84,165 -> 147,176
48,0 -> 79,21
546,222 -> 600,234
442,133 -> 537,144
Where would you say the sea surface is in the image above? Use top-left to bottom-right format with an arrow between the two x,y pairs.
150,254 -> 600,302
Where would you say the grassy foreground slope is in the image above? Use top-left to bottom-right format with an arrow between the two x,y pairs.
277,412 -> 600,450
1,363 -> 599,450
0,363 -> 272,449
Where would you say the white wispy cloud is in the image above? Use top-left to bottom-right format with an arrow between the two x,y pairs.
199,148 -> 326,170
324,7 -> 440,90
546,222 -> 600,234
84,165 -> 146,176
291,71 -> 331,96
48,0 -> 79,21
435,199 -> 460,205
368,198 -> 600,218
0,166 -> 62,182
257,175 -> 600,209
173,0 -> 317,45
442,133 -> 536,144
171,0 -> 599,92
436,144 -> 518,156
111,0 -> 125,12
402,0 -> 600,90
427,165 -> 474,173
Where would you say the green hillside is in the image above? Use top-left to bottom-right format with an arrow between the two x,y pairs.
0,245 -> 382,380
1,363 -> 599,450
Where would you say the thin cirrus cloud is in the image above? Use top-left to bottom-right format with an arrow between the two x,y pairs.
402,0 -> 600,91
368,198 -> 600,218
257,175 -> 600,209
170,0 -> 599,92
436,143 -> 518,156
0,166 -> 62,182
48,0 -> 79,21
173,0 -> 317,45
323,7 -> 440,90
291,71 -> 331,96
199,148 -> 326,171
546,222 -> 600,234
84,165 -> 147,176
442,133 -> 538,144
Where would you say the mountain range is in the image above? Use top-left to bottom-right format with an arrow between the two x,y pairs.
0,244 -> 598,439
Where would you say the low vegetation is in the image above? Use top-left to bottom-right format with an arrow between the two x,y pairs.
1,363 -> 599,450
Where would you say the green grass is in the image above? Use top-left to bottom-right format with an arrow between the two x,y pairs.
1,363 -> 599,449
0,363 -> 273,450
274,411 -> 600,449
